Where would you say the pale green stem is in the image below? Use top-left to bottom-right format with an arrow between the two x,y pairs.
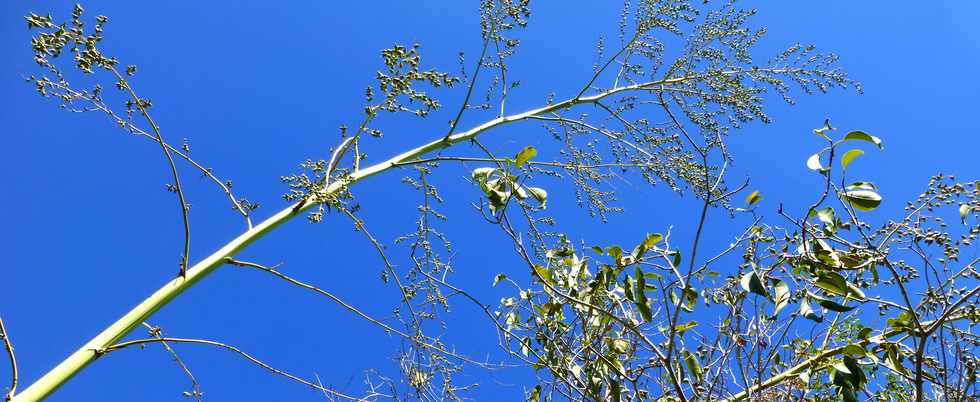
11,74 -> 697,402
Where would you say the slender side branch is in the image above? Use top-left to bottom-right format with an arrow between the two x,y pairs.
140,322 -> 202,401
110,67 -> 191,275
99,337 -> 372,401
224,258 -> 488,367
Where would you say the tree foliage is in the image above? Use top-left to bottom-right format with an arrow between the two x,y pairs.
5,1 -> 978,402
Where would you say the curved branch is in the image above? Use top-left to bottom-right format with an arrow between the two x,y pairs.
110,66 -> 191,275
0,316 -> 16,402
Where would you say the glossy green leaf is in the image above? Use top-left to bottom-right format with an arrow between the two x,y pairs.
636,298 -> 653,322
527,187 -> 547,207
843,131 -> 884,150
682,349 -> 703,383
800,298 -> 823,322
471,167 -> 495,181
528,384 -> 541,402
813,119 -> 834,140
745,190 -> 762,205
643,233 -> 664,248
624,275 -> 636,302
840,149 -> 864,170
632,233 -> 664,259
814,272 -> 866,300
515,146 -> 537,167
842,355 -> 867,387
606,245 -> 624,260
843,182 -> 882,211
676,321 -> 698,336
644,272 -> 663,281
772,279 -> 791,316
808,291 -> 856,312
492,273 -> 507,287
806,153 -> 825,171
611,338 -> 629,354
740,270 -> 769,298
841,344 -> 866,357
814,207 -> 836,224
885,343 -> 910,376
533,265 -> 555,286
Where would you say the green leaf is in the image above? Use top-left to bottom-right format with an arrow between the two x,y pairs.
813,119 -> 834,140
527,187 -> 548,207
492,273 -> 507,287
624,275 -> 636,302
841,344 -> 866,357
772,279 -> 791,316
800,297 -> 823,322
808,291 -> 856,312
611,338 -> 630,354
840,387 -> 859,402
813,207 -> 836,225
515,146 -> 537,167
471,167 -> 496,181
840,149 -> 864,170
806,153 -> 825,171
606,245 -> 624,260
798,370 -> 811,385
740,270 -> 769,298
814,272 -> 866,300
675,321 -> 698,336
528,384 -> 541,402
644,272 -> 663,281
634,267 -> 648,303
843,182 -> 882,211
961,204 -> 972,224
533,265 -> 555,287
843,131 -> 884,150
682,349 -> 703,383
884,343 -> 910,376
632,233 -> 663,260
745,190 -> 762,205
636,298 -> 653,322
842,355 -> 867,387
643,233 -> 664,248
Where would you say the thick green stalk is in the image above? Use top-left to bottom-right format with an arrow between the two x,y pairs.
11,76 -> 691,401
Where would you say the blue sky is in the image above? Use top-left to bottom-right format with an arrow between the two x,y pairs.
2,1 -> 979,401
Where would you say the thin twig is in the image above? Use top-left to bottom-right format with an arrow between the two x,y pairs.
224,258 -> 489,368
444,39 -> 490,141
110,67 -> 191,276
140,322 -> 202,401
99,337 -> 378,401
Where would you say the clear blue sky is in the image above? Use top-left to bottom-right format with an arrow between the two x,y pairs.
2,2 -> 979,400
